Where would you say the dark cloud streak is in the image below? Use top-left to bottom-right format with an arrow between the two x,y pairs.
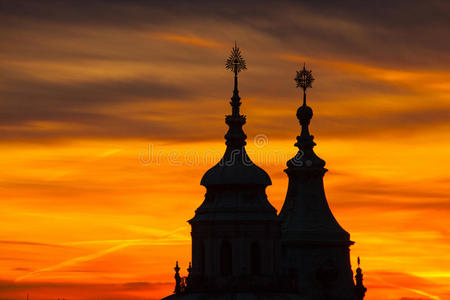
0,0 -> 449,143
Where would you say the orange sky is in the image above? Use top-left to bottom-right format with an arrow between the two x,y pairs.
1,1 -> 450,300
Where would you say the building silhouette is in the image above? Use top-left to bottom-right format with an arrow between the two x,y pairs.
162,45 -> 366,300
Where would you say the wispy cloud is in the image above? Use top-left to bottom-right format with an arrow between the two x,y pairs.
15,242 -> 134,281
0,240 -> 67,249
281,54 -> 450,96
15,226 -> 190,281
369,271 -> 443,300
152,33 -> 223,48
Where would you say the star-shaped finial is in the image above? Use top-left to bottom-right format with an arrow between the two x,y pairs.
294,63 -> 314,91
225,42 -> 247,74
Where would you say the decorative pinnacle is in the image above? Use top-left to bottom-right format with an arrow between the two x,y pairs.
357,256 -> 361,267
225,42 -> 247,74
355,256 -> 367,299
225,42 -> 247,118
224,43 -> 247,148
174,261 -> 180,272
294,63 -> 314,106
293,63 -> 316,153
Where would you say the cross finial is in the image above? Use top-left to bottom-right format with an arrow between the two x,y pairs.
294,63 -> 315,106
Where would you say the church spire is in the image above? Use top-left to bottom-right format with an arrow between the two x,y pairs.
189,45 -> 277,293
199,43 -> 271,186
226,41 -> 247,116
224,43 -> 248,149
293,63 -> 316,151
287,63 -> 324,168
279,64 -> 355,297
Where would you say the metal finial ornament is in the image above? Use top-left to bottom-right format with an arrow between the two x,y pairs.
295,63 -> 314,106
225,42 -> 247,74
225,42 -> 247,119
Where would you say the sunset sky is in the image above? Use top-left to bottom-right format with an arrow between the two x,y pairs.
1,1 -> 450,299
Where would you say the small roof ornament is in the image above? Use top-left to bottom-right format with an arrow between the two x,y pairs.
294,63 -> 315,106
294,63 -> 315,127
355,256 -> 367,300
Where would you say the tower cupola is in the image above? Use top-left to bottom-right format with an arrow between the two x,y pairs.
188,44 -> 280,293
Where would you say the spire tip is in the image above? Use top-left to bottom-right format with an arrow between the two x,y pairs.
294,63 -> 314,91
225,42 -> 247,74
294,63 -> 314,106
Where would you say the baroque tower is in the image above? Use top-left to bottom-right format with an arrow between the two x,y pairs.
188,44 -> 281,292
279,65 -> 357,299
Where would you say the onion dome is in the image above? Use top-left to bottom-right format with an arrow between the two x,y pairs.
201,43 -> 271,187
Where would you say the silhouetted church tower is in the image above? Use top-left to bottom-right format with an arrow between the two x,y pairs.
189,44 -> 280,290
162,45 -> 366,300
279,64 -> 356,299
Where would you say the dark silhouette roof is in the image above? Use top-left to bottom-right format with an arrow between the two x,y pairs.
201,43 -> 271,187
201,152 -> 271,186
280,64 -> 351,244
